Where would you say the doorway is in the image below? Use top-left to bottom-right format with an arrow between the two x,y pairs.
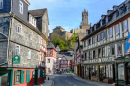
127,67 -> 130,84
0,73 -> 10,86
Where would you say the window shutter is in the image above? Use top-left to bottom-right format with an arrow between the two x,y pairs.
21,70 -> 25,83
40,69 -> 43,77
26,70 -> 30,83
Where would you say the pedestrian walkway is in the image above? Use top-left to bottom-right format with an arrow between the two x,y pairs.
71,73 -> 114,86
40,80 -> 54,86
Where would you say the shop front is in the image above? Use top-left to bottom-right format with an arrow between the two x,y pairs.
115,56 -> 130,86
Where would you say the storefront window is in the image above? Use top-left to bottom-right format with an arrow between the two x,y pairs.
96,66 -> 98,76
118,64 -> 124,80
106,66 -> 109,77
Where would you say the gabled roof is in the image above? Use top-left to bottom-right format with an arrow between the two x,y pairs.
57,54 -> 73,61
29,8 -> 47,17
47,41 -> 56,50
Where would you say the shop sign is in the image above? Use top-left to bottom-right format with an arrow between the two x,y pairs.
13,55 -> 20,64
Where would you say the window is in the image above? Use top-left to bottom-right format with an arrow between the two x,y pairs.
47,59 -> 50,63
28,49 -> 31,59
123,20 -> 128,31
124,6 -> 128,12
101,32 -> 104,40
29,32 -> 33,40
100,21 -> 102,26
19,1 -> 23,14
102,47 -> 105,57
26,70 -> 30,83
89,51 -> 92,59
116,11 -> 119,17
117,44 -> 122,55
88,39 -> 91,45
84,53 -> 87,60
106,17 -> 108,23
0,0 -> 3,8
92,37 -> 95,44
16,45 -> 20,55
109,27 -> 113,37
40,69 -> 43,77
98,48 -> 101,58
48,50 -> 50,54
115,24 -> 119,35
15,70 -> 25,84
17,24 -> 22,33
118,64 -> 124,80
93,50 -> 95,59
104,30 -> 107,39
97,34 -> 100,42
111,45 -> 115,56
84,41 -> 86,47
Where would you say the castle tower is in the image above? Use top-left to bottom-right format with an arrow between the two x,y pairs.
80,9 -> 90,29
82,9 -> 88,25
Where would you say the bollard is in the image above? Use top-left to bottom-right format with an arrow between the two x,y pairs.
48,77 -> 49,80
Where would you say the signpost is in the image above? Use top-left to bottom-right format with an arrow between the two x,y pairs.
13,55 -> 20,64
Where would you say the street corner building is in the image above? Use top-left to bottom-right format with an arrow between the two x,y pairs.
0,0 -> 49,86
81,0 -> 130,86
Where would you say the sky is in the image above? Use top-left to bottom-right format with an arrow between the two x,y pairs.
28,0 -> 125,33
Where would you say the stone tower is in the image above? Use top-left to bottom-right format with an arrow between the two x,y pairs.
80,9 -> 90,29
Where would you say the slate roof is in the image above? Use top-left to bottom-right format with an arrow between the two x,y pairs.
57,54 -> 73,61
29,8 -> 47,16
47,41 -> 56,50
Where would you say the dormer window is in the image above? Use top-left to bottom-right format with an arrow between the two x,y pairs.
94,25 -> 96,30
124,6 -> 128,12
29,14 -> 36,27
19,1 -> 23,14
100,20 -> 102,26
116,11 -> 119,17
0,0 -> 3,9
106,16 -> 108,23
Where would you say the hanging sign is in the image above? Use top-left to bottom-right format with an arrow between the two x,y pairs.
13,55 -> 20,64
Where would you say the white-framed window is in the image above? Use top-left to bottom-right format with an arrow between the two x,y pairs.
19,1 -> 23,14
106,16 -> 108,23
28,49 -> 31,59
17,23 -> 22,33
104,30 -> 107,39
115,24 -> 119,35
101,32 -> 103,40
117,44 -> 122,56
92,37 -> 95,44
100,20 -> 102,26
97,34 -> 100,42
16,45 -> 20,55
111,45 -> 115,56
29,14 -> 36,27
29,32 -> 33,40
84,41 -> 86,47
109,27 -> 113,37
0,0 -> 3,9
123,20 -> 128,32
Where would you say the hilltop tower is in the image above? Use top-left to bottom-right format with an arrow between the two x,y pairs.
80,9 -> 90,29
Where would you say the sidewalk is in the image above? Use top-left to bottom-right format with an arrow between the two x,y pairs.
40,80 -> 54,86
36,76 -> 54,86
71,73 -> 114,86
